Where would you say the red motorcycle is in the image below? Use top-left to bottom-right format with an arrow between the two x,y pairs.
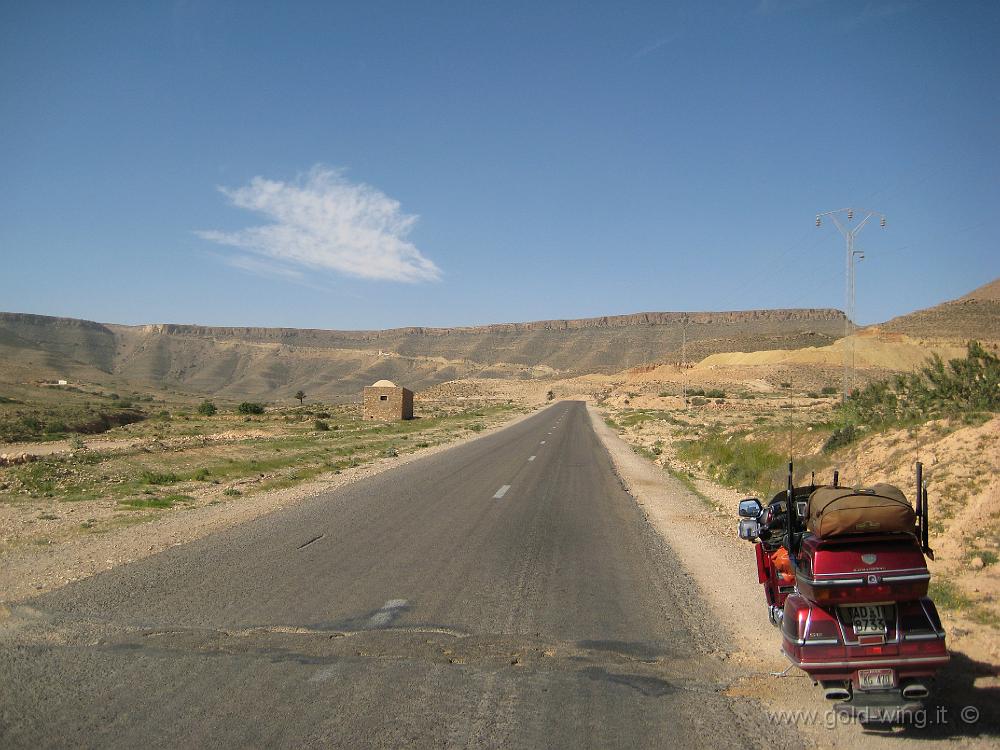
737,462 -> 948,709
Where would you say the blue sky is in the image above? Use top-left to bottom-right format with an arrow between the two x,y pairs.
1,1 -> 997,329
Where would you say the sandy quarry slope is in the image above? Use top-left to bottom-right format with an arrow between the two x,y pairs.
696,331 -> 966,371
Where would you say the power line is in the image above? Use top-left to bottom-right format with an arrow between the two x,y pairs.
816,208 -> 887,401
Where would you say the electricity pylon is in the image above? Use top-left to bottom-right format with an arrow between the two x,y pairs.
815,208 -> 886,401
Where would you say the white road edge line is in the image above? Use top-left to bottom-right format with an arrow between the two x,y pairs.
493,485 -> 511,499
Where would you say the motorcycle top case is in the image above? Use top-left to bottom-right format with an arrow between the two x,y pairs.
795,534 -> 930,604
806,484 -> 916,538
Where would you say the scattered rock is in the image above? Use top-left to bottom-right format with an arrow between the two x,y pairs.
970,557 -> 985,570
0,452 -> 37,467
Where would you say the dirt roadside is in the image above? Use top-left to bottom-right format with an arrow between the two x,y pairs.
588,404 -> 998,748
0,407 -> 541,606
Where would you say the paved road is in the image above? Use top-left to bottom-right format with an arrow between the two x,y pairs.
1,402 -> 796,748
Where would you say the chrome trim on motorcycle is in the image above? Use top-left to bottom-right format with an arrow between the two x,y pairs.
788,655 -> 950,668
903,632 -> 945,641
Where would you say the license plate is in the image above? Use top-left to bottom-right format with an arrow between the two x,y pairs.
858,668 -> 896,690
844,604 -> 889,635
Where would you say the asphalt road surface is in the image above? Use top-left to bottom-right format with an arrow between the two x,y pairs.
1,402 -> 797,748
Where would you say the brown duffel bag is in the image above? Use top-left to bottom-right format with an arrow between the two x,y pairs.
807,483 -> 916,538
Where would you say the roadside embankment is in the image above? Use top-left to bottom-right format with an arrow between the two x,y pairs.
588,404 -> 999,748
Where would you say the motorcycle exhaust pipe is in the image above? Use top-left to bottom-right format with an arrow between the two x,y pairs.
902,682 -> 930,700
822,683 -> 852,702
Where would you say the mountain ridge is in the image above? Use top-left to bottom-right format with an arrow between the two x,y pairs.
0,307 -> 847,398
2,276 -> 995,400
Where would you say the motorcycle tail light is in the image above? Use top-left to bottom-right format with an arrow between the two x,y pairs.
796,643 -> 843,662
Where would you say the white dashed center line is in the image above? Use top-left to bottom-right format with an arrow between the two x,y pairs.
493,485 -> 511,499
528,455 -> 536,462
368,599 -> 408,628
540,440 -> 546,444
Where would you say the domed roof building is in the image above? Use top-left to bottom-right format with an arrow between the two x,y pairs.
363,379 -> 414,421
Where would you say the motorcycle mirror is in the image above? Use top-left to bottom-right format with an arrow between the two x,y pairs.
738,498 -> 763,518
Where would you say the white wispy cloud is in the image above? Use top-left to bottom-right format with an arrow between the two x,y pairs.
631,32 -> 681,61
222,254 -> 304,281
197,166 -> 441,283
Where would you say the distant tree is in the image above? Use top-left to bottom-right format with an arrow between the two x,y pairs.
197,400 -> 217,416
546,390 -> 554,401
238,402 -> 265,415
295,390 -> 306,405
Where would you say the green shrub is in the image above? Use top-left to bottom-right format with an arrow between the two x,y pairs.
238,402 -> 265,415
676,431 -> 786,497
844,342 -> 998,426
314,420 -> 330,431
197,400 -> 217,416
822,423 -> 859,452
821,386 -> 838,395
705,389 -> 726,399
193,468 -> 211,481
689,397 -> 707,406
141,470 -> 180,485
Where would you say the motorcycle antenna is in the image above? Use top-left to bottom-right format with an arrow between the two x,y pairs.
786,461 -> 797,555
916,461 -> 934,560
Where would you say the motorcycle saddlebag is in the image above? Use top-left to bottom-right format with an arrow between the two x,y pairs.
807,484 -> 915,538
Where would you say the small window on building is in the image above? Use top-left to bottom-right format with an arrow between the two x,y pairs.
380,395 -> 388,401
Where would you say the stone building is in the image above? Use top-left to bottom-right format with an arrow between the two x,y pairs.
363,379 -> 414,421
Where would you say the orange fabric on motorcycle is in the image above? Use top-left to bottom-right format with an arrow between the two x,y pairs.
770,547 -> 793,577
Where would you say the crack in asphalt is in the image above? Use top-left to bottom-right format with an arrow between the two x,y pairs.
297,534 -> 325,549
2,608 -> 729,699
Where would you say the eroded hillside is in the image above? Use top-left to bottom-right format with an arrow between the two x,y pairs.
0,308 -> 846,399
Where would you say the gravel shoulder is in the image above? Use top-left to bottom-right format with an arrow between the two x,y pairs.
588,404 -> 999,748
